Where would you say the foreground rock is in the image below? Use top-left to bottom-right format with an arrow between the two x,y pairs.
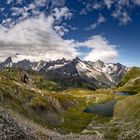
0,107 -> 104,140
0,107 -> 37,140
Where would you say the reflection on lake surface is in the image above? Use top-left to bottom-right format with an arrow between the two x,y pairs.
84,91 -> 136,117
83,100 -> 117,117
115,91 -> 136,96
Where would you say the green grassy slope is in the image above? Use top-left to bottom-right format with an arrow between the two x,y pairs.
103,67 -> 140,140
118,67 -> 140,86
117,67 -> 140,93
1,67 -> 140,139
0,68 -> 114,134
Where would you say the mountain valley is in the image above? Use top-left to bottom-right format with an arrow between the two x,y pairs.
0,57 -> 140,140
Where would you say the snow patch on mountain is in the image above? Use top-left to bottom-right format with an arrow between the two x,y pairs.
76,61 -> 102,80
32,61 -> 46,71
47,63 -> 68,70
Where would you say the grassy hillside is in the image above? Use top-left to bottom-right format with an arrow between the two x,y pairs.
104,92 -> 140,140
117,67 -> 140,93
118,67 -> 140,86
114,92 -> 140,122
0,68 -> 114,134
102,67 -> 140,140
1,67 -> 140,139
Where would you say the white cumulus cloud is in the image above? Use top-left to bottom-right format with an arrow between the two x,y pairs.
0,1 -> 119,63
82,35 -> 118,62
0,8 -> 78,62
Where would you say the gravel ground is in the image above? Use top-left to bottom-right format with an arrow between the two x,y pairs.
0,107 -> 104,140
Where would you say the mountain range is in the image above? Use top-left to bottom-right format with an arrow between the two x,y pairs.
0,57 -> 128,89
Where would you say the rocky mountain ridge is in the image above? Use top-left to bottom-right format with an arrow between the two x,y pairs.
0,57 -> 128,89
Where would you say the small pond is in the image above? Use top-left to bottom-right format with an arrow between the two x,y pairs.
115,91 -> 137,96
83,100 -> 117,117
84,91 -> 136,117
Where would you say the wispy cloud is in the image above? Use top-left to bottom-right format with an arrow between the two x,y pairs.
112,10 -> 132,25
79,0 -> 140,25
6,0 -> 12,4
3,0 -> 67,28
86,15 -> 106,30
79,1 -> 103,15
111,0 -> 132,25
104,0 -> 113,9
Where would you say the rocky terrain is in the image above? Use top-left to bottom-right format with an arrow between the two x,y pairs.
0,107 -> 36,140
0,57 -> 127,89
0,107 -> 104,140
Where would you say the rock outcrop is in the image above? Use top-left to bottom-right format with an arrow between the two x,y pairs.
0,107 -> 26,140
20,71 -> 34,87
0,107 -> 37,140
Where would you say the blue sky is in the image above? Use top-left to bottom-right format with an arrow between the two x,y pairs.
0,0 -> 140,66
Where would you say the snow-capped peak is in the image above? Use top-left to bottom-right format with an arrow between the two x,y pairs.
0,57 -> 13,69
0,57 -> 127,88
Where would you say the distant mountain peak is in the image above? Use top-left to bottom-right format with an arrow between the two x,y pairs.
93,60 -> 105,68
13,59 -> 32,70
96,59 -> 104,63
19,59 -> 31,63
3,57 -> 13,67
60,58 -> 66,61
72,57 -> 81,63
5,57 -> 12,63
0,57 -> 13,68
75,57 -> 81,60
